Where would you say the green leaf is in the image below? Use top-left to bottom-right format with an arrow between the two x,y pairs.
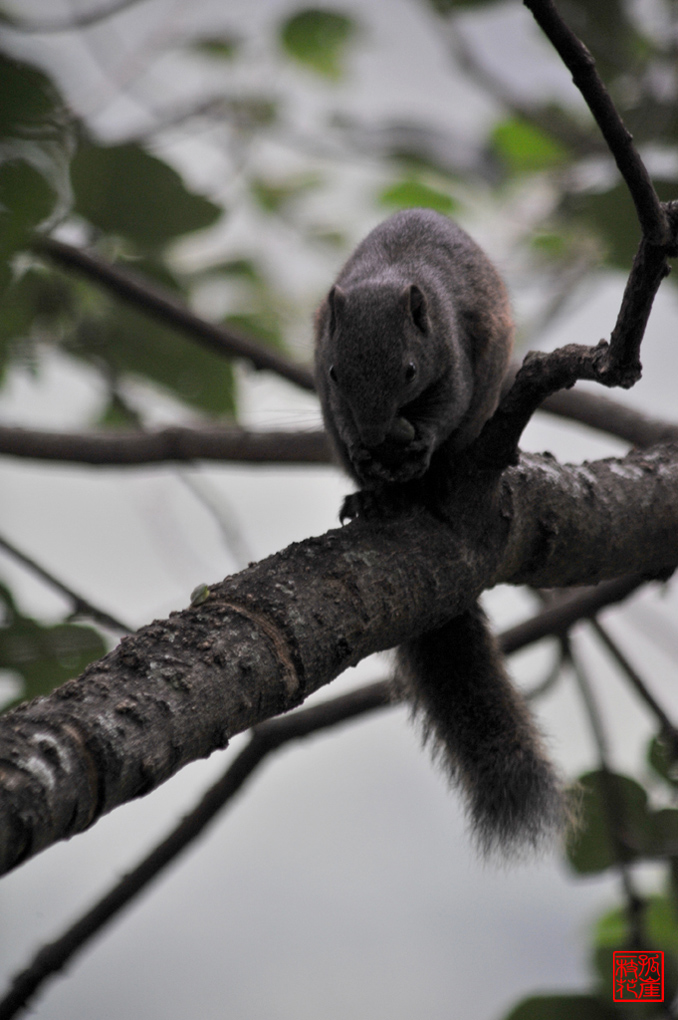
566,771 -> 652,874
97,392 -> 143,428
0,161 -> 57,291
223,311 -> 283,351
0,265 -> 74,383
69,301 -> 237,416
492,117 -> 568,175
378,179 -> 458,215
207,258 -> 264,283
250,173 -> 323,213
0,583 -> 106,712
562,184 -> 641,269
0,54 -> 62,138
596,895 -> 678,956
648,734 -> 678,787
190,35 -> 240,59
71,142 -> 222,250
280,9 -> 357,80
503,994 -> 619,1020
224,96 -> 278,129
648,809 -> 678,857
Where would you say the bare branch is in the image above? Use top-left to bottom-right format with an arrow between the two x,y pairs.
500,574 -> 649,653
0,424 -> 330,466
0,533 -> 131,634
589,619 -> 678,743
0,390 -> 675,469
539,388 -> 678,449
32,236 -> 315,393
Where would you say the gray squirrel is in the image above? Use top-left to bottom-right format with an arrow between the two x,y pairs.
314,208 -> 564,855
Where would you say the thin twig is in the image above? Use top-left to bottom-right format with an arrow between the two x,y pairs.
499,573 -> 650,653
523,0 -> 669,244
176,469 -> 253,568
589,618 -> 678,745
0,533 -> 131,634
523,643 -> 567,701
565,642 -> 646,949
469,0 -> 678,470
31,236 -> 315,393
0,0 -> 144,34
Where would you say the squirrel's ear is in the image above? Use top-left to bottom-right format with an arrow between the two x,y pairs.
404,284 -> 429,333
328,285 -> 346,333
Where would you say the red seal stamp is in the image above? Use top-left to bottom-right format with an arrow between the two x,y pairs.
613,950 -> 664,1003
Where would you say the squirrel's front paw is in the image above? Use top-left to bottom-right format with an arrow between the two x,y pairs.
340,490 -> 379,522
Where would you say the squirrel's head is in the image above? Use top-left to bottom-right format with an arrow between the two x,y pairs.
316,280 -> 472,483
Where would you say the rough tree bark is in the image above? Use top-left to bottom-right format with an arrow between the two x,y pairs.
1,442 -> 678,876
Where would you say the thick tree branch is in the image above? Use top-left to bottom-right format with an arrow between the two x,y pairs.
0,571 -> 651,1019
0,681 -> 392,1020
32,236 -> 315,393
1,443 -> 677,875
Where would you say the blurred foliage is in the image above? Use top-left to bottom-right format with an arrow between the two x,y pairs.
250,172 -> 323,213
69,297 -> 237,416
503,750 -> 678,1017
279,8 -> 358,79
189,35 -> 241,60
0,54 -> 64,138
70,143 -> 221,251
0,583 -> 105,713
378,178 -> 459,214
492,116 -> 569,175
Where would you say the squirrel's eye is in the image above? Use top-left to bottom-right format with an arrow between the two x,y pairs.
405,361 -> 417,382
329,365 -> 338,384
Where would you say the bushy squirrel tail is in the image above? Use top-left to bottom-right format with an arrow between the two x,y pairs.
397,602 -> 565,856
